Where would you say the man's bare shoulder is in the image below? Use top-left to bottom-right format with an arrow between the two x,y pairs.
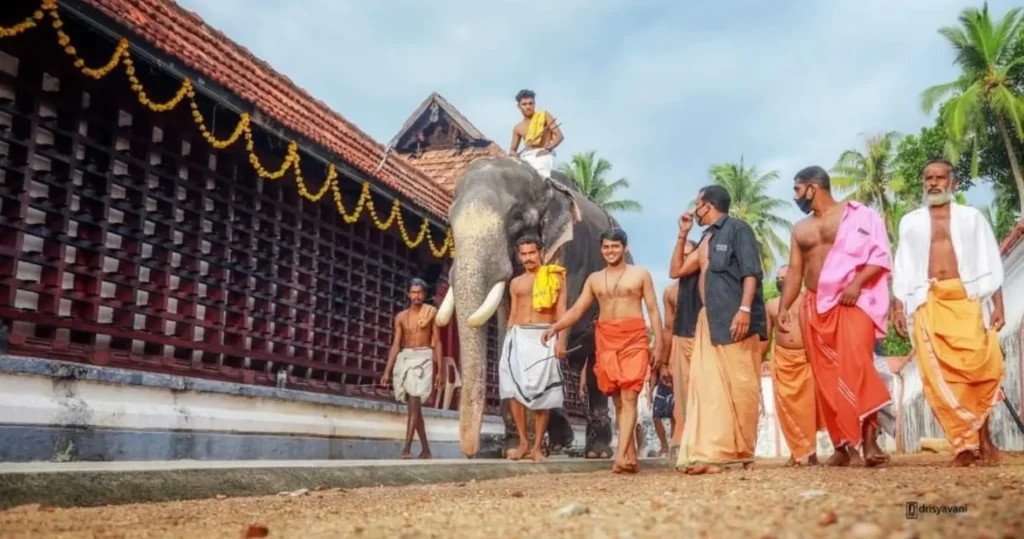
510,273 -> 528,285
513,120 -> 528,133
792,217 -> 816,234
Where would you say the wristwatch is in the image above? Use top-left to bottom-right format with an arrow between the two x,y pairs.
738,305 -> 751,313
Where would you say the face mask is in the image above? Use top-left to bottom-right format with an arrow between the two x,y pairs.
694,203 -> 710,225
775,279 -> 785,292
795,186 -> 815,215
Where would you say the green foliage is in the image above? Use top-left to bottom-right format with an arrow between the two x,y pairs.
762,278 -> 779,302
557,151 -> 643,214
922,3 -> 1024,212
880,321 -> 913,357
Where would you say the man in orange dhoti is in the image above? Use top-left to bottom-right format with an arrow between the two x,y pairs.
665,240 -> 701,455
543,228 -> 663,473
892,159 -> 1006,467
778,166 -> 892,467
672,185 -> 767,474
766,264 -> 822,466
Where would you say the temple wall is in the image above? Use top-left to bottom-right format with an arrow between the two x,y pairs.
0,354 -> 587,462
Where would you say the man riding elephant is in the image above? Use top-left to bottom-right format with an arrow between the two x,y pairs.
435,157 -> 624,459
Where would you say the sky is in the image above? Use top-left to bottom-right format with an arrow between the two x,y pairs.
178,0 -> 1013,295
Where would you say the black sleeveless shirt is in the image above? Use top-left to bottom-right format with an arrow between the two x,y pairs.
672,273 -> 702,338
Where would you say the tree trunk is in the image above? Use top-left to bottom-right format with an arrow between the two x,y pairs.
996,115 -> 1024,215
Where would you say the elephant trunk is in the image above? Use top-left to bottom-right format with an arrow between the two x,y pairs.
449,203 -> 509,457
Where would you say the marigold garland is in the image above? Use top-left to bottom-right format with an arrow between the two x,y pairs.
2,0 -> 454,259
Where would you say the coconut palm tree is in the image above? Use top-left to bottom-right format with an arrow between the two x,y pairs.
980,182 -> 1020,241
831,132 -> 906,242
707,158 -> 793,275
557,151 -> 643,213
921,3 -> 1024,213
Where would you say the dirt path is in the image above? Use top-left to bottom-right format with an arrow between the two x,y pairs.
2,454 -> 1022,538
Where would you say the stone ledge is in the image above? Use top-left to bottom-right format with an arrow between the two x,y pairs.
0,457 -> 655,510
0,354 -> 495,423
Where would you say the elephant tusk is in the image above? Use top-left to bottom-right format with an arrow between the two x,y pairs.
467,281 -> 506,328
436,286 -> 455,327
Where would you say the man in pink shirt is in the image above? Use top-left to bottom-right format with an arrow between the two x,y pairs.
777,166 -> 893,468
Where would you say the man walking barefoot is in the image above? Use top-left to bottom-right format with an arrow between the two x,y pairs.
382,279 -> 443,459
777,166 -> 892,468
541,228 -> 663,473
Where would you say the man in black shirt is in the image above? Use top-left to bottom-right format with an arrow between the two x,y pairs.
670,185 -> 767,474
665,239 -> 700,454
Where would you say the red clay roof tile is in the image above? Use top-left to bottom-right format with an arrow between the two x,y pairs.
406,143 -> 506,191
78,0 -> 451,219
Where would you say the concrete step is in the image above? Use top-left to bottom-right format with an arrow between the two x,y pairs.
0,456 -> 669,510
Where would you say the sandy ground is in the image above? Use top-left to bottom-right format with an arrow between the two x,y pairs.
2,454 -> 1023,539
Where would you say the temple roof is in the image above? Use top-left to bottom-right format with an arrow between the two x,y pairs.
391,93 -> 505,190
79,0 -> 451,218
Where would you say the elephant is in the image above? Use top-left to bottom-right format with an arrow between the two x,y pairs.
435,156 -> 633,459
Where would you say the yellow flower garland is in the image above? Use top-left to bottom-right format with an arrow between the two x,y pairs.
2,0 -> 454,259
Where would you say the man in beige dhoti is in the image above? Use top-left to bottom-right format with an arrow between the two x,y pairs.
382,279 -> 443,459
672,185 -> 766,474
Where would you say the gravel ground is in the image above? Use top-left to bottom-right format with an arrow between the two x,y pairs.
2,454 -> 1023,539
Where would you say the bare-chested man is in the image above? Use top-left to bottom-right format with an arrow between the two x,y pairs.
766,264 -> 821,466
672,185 -> 766,474
541,228 -> 662,473
381,279 -> 442,459
509,89 -> 563,179
777,166 -> 892,468
500,236 -> 567,462
892,158 -> 1006,467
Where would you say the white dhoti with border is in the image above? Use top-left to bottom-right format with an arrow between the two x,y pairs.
498,324 -> 564,410
393,347 -> 434,403
520,148 -> 555,179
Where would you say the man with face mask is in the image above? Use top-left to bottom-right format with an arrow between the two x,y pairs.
777,166 -> 893,468
671,185 -> 767,475
766,264 -> 822,466
381,279 -> 443,459
892,158 -> 1006,467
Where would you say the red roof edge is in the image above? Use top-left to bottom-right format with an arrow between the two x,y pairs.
74,0 -> 451,220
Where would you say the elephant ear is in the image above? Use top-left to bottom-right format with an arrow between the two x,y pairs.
540,179 -> 581,264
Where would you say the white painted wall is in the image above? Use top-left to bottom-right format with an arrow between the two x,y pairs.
0,370 -> 583,449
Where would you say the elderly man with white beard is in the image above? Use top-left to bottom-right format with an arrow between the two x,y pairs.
891,158 -> 1007,467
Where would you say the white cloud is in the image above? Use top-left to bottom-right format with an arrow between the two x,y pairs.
178,0 -> 1015,276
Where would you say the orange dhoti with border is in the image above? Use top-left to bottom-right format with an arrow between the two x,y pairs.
911,278 -> 1004,454
677,309 -> 762,467
771,343 -> 823,460
802,291 -> 891,449
594,317 -> 650,395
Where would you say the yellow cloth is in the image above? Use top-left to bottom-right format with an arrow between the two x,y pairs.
416,304 -> 437,329
532,265 -> 565,311
911,278 -> 1004,454
524,111 -> 548,146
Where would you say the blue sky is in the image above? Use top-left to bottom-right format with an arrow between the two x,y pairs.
178,0 -> 1012,295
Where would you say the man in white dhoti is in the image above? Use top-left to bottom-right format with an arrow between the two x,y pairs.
509,89 -> 563,179
381,279 -> 442,459
502,235 -> 567,461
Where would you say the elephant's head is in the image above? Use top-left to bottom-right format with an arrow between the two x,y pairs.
435,158 -> 579,457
